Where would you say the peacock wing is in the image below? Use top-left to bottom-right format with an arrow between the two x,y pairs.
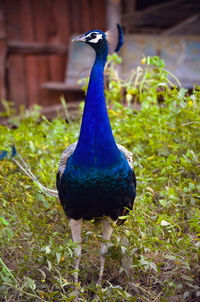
117,143 -> 136,190
117,144 -> 133,169
56,142 -> 77,182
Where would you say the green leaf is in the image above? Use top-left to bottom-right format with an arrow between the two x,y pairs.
0,216 -> 9,226
26,277 -> 36,291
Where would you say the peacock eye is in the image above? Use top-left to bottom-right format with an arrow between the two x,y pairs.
90,33 -> 97,39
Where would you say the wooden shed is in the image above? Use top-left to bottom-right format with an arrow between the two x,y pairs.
0,0 -> 108,112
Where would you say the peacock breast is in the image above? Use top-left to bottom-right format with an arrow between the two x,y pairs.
58,155 -> 135,220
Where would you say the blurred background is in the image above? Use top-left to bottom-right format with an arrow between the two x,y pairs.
0,0 -> 199,114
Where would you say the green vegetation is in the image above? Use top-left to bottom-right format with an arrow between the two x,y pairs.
0,56 -> 200,301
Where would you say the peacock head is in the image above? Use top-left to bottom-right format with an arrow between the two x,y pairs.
72,24 -> 123,56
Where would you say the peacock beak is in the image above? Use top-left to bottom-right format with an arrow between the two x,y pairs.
72,34 -> 86,42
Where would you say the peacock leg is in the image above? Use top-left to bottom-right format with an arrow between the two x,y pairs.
69,218 -> 83,284
97,218 -> 115,284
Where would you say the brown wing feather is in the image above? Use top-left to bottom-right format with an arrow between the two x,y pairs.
57,142 -> 77,179
117,144 -> 133,170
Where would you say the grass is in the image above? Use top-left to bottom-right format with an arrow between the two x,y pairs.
0,56 -> 200,301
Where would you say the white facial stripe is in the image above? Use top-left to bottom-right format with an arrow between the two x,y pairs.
85,32 -> 103,44
90,34 -> 103,43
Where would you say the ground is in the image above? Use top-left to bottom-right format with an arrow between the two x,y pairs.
0,56 -> 200,301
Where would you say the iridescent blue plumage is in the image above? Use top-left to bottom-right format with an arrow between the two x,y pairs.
56,24 -> 136,286
11,145 -> 17,157
0,145 -> 17,160
115,24 -> 123,52
60,151 -> 135,220
0,150 -> 8,160
57,24 -> 136,221
72,34 -> 120,168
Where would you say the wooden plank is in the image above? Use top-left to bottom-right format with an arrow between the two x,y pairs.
92,0 -> 106,30
5,0 -> 27,109
161,14 -> 199,36
71,0 -> 81,33
0,13 -> 6,40
0,41 -> 7,102
32,1 -> 47,42
122,0 -> 181,20
53,0 -> 71,44
7,41 -> 68,54
0,2 -> 7,102
48,54 -> 66,82
20,0 -> 39,107
4,0 -> 21,40
46,0 -> 69,102
127,0 -> 136,12
121,0 -> 200,31
81,0 -> 92,31
32,0 -> 49,107
8,54 -> 27,108
25,55 -> 40,106
45,0 -> 67,91
42,82 -> 82,91
20,0 -> 35,41
36,56 -> 50,107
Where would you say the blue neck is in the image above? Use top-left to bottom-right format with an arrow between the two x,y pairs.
72,50 -> 121,168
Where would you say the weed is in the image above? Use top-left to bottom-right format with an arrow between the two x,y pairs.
0,55 -> 199,301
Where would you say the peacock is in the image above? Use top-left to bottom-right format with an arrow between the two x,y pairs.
0,24 -> 136,287
56,24 -> 136,285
